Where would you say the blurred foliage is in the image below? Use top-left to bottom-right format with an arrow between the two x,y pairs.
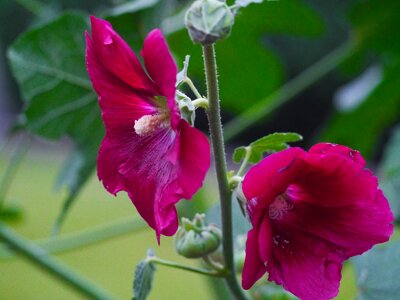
352,241 -> 400,300
322,0 -> 400,158
169,0 -> 325,112
379,126 -> 400,222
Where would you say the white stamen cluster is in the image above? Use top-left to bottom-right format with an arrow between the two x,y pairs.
134,113 -> 169,136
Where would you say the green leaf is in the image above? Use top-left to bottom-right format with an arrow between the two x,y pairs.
7,12 -> 103,230
133,254 -> 156,300
233,132 -> 302,164
169,0 -> 325,113
379,125 -> 400,222
352,242 -> 400,300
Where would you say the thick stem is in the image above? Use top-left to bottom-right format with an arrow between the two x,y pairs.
0,222 -> 115,299
203,44 -> 248,300
224,41 -> 353,141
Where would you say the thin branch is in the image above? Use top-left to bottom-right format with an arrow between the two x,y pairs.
224,41 -> 353,141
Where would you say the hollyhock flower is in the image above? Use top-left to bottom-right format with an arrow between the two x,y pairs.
85,16 -> 210,240
241,143 -> 393,300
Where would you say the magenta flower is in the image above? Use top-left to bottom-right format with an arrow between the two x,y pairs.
241,143 -> 393,300
85,16 -> 210,240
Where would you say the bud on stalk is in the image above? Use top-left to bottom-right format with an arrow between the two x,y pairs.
175,213 -> 222,258
185,0 -> 234,45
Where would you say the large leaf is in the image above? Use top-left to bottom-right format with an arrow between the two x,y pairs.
352,242 -> 400,300
7,12 -> 103,230
379,125 -> 400,222
168,0 -> 325,113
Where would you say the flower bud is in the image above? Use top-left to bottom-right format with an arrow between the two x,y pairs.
175,214 -> 222,258
185,0 -> 234,45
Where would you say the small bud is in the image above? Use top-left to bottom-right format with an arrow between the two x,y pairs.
185,0 -> 234,45
175,214 -> 222,258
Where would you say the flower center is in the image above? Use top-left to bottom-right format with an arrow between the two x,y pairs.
269,194 -> 293,220
134,110 -> 170,137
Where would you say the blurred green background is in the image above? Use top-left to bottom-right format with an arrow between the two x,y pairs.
1,0 -> 400,299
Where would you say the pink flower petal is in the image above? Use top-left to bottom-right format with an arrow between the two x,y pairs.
141,29 -> 180,129
284,188 -> 394,257
309,143 -> 365,166
89,16 -> 155,92
87,18 -> 211,240
86,33 -> 155,132
174,120 -> 211,199
296,152 -> 377,207
241,144 -> 394,299
141,29 -> 177,101
267,222 -> 343,300
242,147 -> 306,213
242,226 -> 268,290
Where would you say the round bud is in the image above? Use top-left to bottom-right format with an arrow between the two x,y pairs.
185,0 -> 234,45
175,214 -> 222,258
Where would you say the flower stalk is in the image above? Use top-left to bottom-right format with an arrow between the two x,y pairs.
202,44 -> 248,300
147,256 -> 226,277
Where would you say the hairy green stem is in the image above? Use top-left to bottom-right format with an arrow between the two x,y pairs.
192,97 -> 209,109
203,44 -> 248,300
0,217 -> 146,260
148,256 -> 225,277
0,222 -> 116,299
0,137 -> 31,210
224,41 -> 353,141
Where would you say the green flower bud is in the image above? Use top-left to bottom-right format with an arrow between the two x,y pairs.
185,0 -> 234,45
175,214 -> 222,258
